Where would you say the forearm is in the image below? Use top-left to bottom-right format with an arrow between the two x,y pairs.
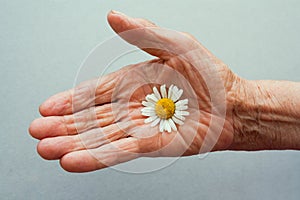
229,79 -> 300,151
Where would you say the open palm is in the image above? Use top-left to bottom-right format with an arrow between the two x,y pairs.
29,11 -> 239,172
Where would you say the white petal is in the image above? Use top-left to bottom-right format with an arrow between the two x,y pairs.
172,116 -> 184,125
172,85 -> 179,93
175,110 -> 189,116
168,118 -> 177,131
160,85 -> 167,98
172,86 -> 179,99
153,87 -> 161,100
174,113 -> 185,121
176,105 -> 188,111
145,95 -> 154,103
167,84 -> 174,99
144,115 -> 158,123
146,94 -> 158,103
171,89 -> 183,102
175,99 -> 188,106
151,117 -> 160,127
142,101 -> 155,108
159,119 -> 165,132
141,107 -> 154,112
163,119 -> 168,132
165,120 -> 171,132
141,111 -> 155,117
141,109 -> 155,114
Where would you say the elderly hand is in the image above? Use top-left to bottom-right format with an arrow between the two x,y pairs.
30,11 -> 284,173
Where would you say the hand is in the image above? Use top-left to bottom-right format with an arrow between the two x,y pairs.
29,11 -> 241,172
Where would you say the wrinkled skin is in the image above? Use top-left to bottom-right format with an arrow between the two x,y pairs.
29,11 -> 240,172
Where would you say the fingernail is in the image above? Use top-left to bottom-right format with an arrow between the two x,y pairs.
110,10 -> 124,15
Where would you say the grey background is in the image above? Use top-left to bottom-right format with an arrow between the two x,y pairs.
1,0 -> 299,199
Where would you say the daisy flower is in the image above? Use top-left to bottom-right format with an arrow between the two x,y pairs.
141,84 -> 189,133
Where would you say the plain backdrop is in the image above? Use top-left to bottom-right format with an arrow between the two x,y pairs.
1,0 -> 299,199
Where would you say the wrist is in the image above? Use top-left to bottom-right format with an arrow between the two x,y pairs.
229,79 -> 300,151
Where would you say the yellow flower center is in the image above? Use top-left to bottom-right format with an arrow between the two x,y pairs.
155,98 -> 175,119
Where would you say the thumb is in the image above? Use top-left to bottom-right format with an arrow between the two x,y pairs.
107,10 -> 200,60
107,10 -> 157,33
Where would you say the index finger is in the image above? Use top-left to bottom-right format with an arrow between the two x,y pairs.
39,65 -> 133,116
